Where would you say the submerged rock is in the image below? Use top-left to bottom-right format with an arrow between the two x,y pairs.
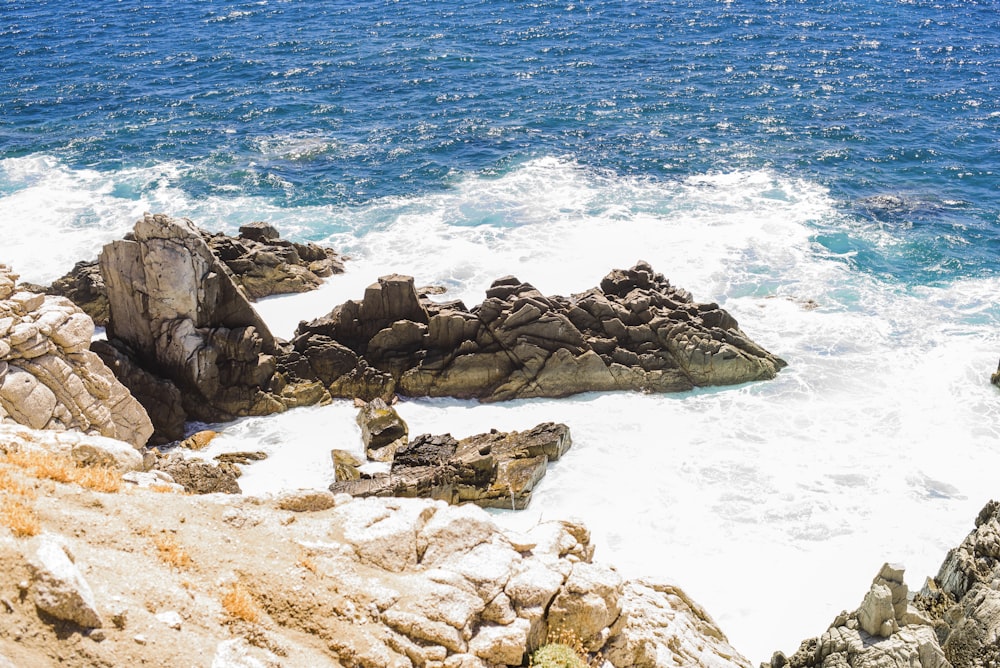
293,261 -> 786,402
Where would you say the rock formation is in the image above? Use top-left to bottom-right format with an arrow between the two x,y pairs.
27,221 -> 346,327
766,500 -> 1000,668
291,262 -> 786,402
0,264 -> 152,449
99,213 -> 329,427
203,221 -> 346,300
335,399 -> 572,509
0,424 -> 749,668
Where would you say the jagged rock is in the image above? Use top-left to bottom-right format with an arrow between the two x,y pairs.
28,224 -> 346,324
767,504 -> 1000,668
99,214 -> 330,424
22,261 -> 110,327
275,489 -> 340,512
332,448 -> 364,481
202,222 -> 346,300
29,535 -> 103,628
214,451 -> 267,465
356,397 -> 408,462
0,264 -> 153,449
152,451 -> 241,494
330,420 -> 572,509
293,262 -> 785,402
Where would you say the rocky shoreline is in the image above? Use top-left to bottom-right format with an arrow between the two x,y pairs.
1,212 -> 996,667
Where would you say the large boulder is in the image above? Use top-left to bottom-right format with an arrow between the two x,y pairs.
0,264 -> 152,449
293,262 -> 786,402
99,213 -> 330,424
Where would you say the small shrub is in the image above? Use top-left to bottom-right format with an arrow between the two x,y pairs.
530,628 -> 597,668
222,582 -> 262,624
152,533 -> 193,569
0,466 -> 36,499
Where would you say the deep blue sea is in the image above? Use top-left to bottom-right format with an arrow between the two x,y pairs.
2,0 -> 1000,660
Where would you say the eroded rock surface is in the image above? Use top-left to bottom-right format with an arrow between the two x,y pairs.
333,400 -> 572,509
0,264 -> 152,449
767,501 -> 1000,668
291,262 -> 786,402
29,222 -> 346,326
99,214 -> 329,426
0,424 -> 752,668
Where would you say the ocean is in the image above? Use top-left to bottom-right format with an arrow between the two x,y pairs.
2,0 -> 999,661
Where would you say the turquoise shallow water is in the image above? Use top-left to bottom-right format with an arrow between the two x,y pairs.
3,0 -> 1000,661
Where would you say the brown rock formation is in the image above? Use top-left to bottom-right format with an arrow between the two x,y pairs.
99,213 -> 329,425
28,222 -> 346,327
292,261 -> 786,402
333,400 -> 572,509
203,221 -> 346,300
0,264 -> 152,449
767,501 -> 1000,668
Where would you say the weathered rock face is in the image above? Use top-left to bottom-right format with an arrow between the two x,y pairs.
29,222 -> 346,326
333,400 -> 572,509
292,261 -> 786,402
768,501 -> 1000,668
99,213 -> 330,424
0,264 -> 153,449
203,221 -> 346,300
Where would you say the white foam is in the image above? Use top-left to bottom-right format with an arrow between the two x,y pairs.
7,154 -> 1000,661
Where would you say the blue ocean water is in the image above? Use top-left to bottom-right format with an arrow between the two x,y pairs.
3,0 -> 1000,661
2,0 -> 998,282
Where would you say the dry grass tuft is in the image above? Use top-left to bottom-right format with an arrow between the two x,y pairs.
0,496 -> 40,537
1,449 -> 123,492
152,532 -> 193,570
0,466 -> 37,499
0,461 -> 40,537
222,582 -> 263,624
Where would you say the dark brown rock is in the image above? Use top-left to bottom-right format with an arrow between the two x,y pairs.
330,421 -> 571,510
98,214 -> 331,424
293,261 -> 786,402
152,451 -> 241,494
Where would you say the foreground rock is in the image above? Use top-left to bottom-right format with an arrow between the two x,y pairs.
27,222 -> 346,326
99,214 -> 329,430
291,262 -> 786,402
766,500 -> 1000,668
334,399 -> 572,509
0,425 -> 748,668
0,264 -> 153,449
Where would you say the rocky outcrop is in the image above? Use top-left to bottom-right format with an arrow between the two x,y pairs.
27,223 -> 346,327
28,536 -> 103,629
99,213 -> 330,426
332,400 -> 572,509
767,501 -> 1000,668
0,424 -> 751,668
203,221 -> 346,300
291,262 -> 786,402
0,265 -> 152,449
150,451 -> 242,494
